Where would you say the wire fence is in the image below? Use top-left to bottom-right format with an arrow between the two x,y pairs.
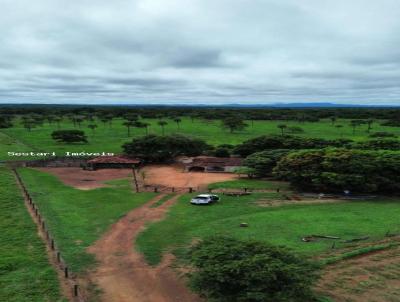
13,168 -> 87,302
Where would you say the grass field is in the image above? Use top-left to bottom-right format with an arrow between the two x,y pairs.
208,179 -> 291,190
136,193 -> 400,265
1,117 -> 400,161
18,168 -> 157,273
0,167 -> 63,302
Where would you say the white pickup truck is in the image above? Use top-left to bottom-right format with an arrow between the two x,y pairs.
190,194 -> 220,205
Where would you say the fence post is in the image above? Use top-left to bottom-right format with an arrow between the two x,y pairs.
154,187 -> 158,193
74,284 -> 79,297
51,239 -> 55,250
64,267 -> 69,278
189,187 -> 193,193
57,252 -> 61,263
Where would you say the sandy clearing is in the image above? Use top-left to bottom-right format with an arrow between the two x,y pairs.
141,164 -> 237,189
85,194 -> 202,302
37,165 -> 237,191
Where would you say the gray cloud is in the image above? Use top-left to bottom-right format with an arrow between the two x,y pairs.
1,0 -> 400,105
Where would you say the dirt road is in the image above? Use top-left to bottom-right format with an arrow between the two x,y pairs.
86,194 -> 202,302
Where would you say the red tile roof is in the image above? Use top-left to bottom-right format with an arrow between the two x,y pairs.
87,156 -> 141,164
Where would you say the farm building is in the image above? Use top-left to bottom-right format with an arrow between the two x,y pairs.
184,156 -> 243,173
85,155 -> 141,170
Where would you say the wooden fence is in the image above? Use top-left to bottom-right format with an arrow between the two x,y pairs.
13,169 -> 87,302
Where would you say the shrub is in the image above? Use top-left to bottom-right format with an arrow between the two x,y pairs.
352,139 -> 400,150
187,236 -> 319,302
122,134 -> 209,163
369,132 -> 397,138
214,148 -> 230,157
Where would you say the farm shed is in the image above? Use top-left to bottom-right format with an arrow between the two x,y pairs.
86,155 -> 141,170
185,156 -> 243,173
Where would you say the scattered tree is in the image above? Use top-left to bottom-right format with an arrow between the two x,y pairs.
123,134 -> 209,162
51,130 -> 87,143
277,124 -> 287,136
87,124 -> 98,135
158,120 -> 168,135
221,116 -> 248,133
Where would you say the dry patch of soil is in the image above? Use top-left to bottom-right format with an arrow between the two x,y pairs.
316,245 -> 400,302
85,194 -> 202,302
140,164 -> 236,190
36,167 -> 133,190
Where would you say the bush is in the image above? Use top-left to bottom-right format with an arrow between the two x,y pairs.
188,236 -> 319,302
122,134 -> 209,163
51,130 -> 87,143
352,139 -> 400,150
214,148 -> 230,157
244,149 -> 292,177
274,148 -> 400,193
234,135 -> 352,157
369,132 -> 397,138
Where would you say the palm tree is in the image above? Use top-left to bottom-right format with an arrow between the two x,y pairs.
123,121 -> 135,136
173,117 -> 182,130
366,119 -> 374,133
88,124 -> 98,136
134,121 -> 150,134
335,124 -> 344,137
277,124 -> 287,136
158,120 -> 168,135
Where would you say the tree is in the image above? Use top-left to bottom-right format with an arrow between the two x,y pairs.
366,119 -> 374,133
0,116 -> 13,128
122,134 -> 209,162
353,139 -> 400,150
234,135 -> 352,157
369,132 -> 397,138
123,121 -> 135,136
287,126 -> 304,134
158,120 -> 168,135
221,116 -> 248,133
350,120 -> 364,134
244,149 -> 292,177
51,130 -> 87,143
54,116 -> 62,129
274,148 -> 400,193
21,118 -> 36,132
173,117 -> 182,130
277,124 -> 287,136
187,236 -> 319,302
133,121 -> 150,134
330,116 -> 337,126
214,148 -> 230,158
335,124 -> 344,137
87,124 -> 98,135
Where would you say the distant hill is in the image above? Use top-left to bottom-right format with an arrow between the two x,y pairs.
0,102 -> 399,108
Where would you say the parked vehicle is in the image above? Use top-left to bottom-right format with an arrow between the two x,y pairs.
190,194 -> 220,205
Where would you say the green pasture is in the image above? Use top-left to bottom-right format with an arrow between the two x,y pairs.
136,193 -> 400,265
2,117 -> 400,161
17,168 -> 156,273
0,168 -> 62,302
208,179 -> 291,190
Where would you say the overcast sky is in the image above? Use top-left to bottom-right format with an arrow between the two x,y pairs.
1,0 -> 400,105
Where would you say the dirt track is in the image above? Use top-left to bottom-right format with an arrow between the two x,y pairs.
86,194 -> 202,302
